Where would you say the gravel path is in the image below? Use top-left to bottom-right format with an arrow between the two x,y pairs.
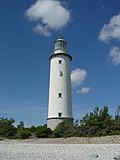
0,140 -> 120,160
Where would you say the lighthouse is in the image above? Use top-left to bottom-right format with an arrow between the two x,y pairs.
47,36 -> 73,130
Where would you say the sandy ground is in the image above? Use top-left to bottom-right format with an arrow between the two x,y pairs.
19,135 -> 120,144
0,136 -> 120,160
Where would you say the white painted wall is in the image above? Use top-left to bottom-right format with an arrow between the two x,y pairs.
48,54 -> 72,119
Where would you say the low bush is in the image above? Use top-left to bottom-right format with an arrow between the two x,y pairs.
16,129 -> 31,139
35,125 -> 52,138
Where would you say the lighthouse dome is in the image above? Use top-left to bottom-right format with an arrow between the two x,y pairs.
54,35 -> 67,54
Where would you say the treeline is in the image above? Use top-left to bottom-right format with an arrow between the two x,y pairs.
0,106 -> 120,139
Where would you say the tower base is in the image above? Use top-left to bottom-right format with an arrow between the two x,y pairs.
47,117 -> 73,130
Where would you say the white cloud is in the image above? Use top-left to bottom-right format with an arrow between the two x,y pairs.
26,0 -> 70,36
108,46 -> 120,66
71,68 -> 87,88
33,24 -> 51,36
76,87 -> 90,94
98,13 -> 120,43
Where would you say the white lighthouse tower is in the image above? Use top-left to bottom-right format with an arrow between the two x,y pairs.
47,36 -> 73,130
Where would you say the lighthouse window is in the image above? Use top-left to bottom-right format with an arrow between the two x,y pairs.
58,112 -> 62,117
59,70 -> 63,77
59,60 -> 62,64
60,42 -> 63,47
55,42 -> 60,50
58,93 -> 62,98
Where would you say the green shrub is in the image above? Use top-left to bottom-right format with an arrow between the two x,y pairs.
35,125 -> 52,138
29,125 -> 36,133
16,129 -> 31,139
53,120 -> 71,138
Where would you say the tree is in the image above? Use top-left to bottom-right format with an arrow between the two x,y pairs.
115,106 -> 120,119
0,117 -> 16,138
112,106 -> 120,135
17,121 -> 24,129
79,106 -> 113,136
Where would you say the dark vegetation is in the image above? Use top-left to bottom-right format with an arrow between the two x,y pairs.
0,106 -> 120,139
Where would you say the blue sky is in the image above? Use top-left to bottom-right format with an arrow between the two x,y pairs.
0,0 -> 120,126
